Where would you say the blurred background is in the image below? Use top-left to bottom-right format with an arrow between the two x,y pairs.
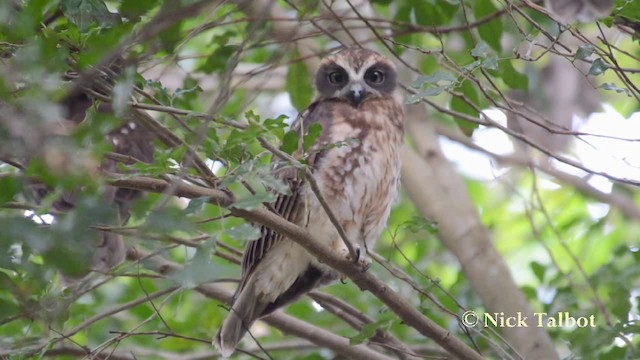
0,0 -> 639,359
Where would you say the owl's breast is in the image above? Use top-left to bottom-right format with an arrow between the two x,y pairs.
315,108 -> 403,222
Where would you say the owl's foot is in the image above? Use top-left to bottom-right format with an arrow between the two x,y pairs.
339,248 -> 371,283
356,254 -> 372,272
345,245 -> 371,272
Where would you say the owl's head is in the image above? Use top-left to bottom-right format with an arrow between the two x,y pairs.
314,47 -> 398,107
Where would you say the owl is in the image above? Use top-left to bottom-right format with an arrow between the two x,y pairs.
214,47 -> 405,357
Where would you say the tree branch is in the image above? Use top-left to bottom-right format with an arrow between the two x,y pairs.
109,174 -> 484,359
309,291 -> 423,360
132,249 -> 395,360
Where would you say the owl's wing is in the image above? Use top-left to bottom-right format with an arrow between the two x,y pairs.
236,100 -> 332,294
239,169 -> 303,279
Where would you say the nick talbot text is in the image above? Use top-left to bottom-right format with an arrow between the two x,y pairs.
483,312 -> 596,328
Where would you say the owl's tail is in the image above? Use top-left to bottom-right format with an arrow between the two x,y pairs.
214,282 -> 268,357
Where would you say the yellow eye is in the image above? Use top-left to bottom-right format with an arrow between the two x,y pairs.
328,71 -> 347,85
366,70 -> 384,84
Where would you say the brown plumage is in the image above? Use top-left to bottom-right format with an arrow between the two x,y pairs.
214,47 -> 405,357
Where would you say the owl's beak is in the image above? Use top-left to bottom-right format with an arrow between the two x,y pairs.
346,83 -> 368,107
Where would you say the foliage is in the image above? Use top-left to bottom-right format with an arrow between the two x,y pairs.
0,0 -> 639,359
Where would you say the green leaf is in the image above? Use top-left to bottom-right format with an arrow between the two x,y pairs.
589,58 -> 612,76
296,0 -> 320,19
281,130 -> 299,155
286,55 -> 313,112
411,71 -> 457,88
412,0 -> 459,26
614,0 -> 640,23
482,56 -> 498,70
406,85 -> 450,104
451,80 -> 479,117
200,45 -> 237,73
145,79 -> 172,104
530,261 -> 546,282
264,115 -> 289,131
220,123 -> 264,162
43,240 -> 93,277
183,197 -> 210,216
77,23 -> 133,68
27,196 -> 120,276
471,41 -> 491,58
0,297 -> 19,319
260,172 -> 291,195
451,80 -> 480,133
3,0 -> 46,41
226,124 -> 264,148
198,32 -> 237,73
120,0 -> 159,20
500,60 -> 528,91
61,0 -> 120,31
419,86 -> 448,97
145,207 -> 193,233
232,191 -> 276,211
350,322 -> 379,345
611,285 -> 631,321
412,0 -> 435,26
350,310 -> 396,345
0,177 -> 21,205
575,45 -> 595,60
462,59 -> 482,72
303,123 -> 323,152
474,0 -> 503,51
392,4 -> 414,54
622,318 -> 640,334
171,241 -> 218,288
226,223 -> 261,241
160,22 -> 183,53
521,285 -> 537,300
598,346 -> 629,360
173,80 -> 204,109
599,83 -> 631,96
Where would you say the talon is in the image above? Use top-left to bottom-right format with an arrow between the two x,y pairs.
353,246 -> 361,263
340,276 -> 348,284
361,260 -> 371,272
357,251 -> 372,272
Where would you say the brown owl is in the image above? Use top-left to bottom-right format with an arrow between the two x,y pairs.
215,47 -> 405,357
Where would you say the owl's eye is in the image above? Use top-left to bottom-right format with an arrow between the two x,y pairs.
365,69 -> 385,84
328,70 -> 347,85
